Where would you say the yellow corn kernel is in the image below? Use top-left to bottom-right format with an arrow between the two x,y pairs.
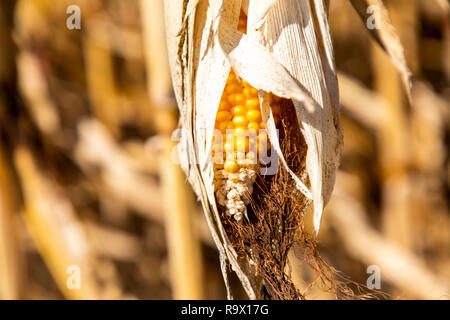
235,93 -> 246,104
246,98 -> 259,110
257,132 -> 270,151
225,151 -> 236,160
248,122 -> 260,132
224,159 -> 239,173
224,141 -> 235,153
248,135 -> 257,148
232,115 -> 249,127
232,105 -> 246,116
213,143 -> 223,153
236,137 -> 249,153
247,124 -> 259,137
247,109 -> 262,122
258,132 -> 268,140
233,127 -> 246,136
236,152 -> 246,161
228,93 -> 245,105
213,22 -> 281,173
225,133 -> 236,146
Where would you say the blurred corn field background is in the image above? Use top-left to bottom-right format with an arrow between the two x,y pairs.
0,0 -> 449,300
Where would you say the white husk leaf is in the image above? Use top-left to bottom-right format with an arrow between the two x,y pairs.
164,0 -> 342,299
245,0 -> 342,232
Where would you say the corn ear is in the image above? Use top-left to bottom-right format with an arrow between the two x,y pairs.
164,0 -> 342,298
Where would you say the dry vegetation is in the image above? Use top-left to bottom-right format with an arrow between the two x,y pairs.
0,0 -> 449,300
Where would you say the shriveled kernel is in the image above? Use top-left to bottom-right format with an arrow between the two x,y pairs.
227,73 -> 236,83
236,152 -> 246,161
226,84 -> 241,94
218,100 -> 231,111
216,111 -> 232,122
247,109 -> 262,122
218,121 -> 231,133
246,151 -> 257,163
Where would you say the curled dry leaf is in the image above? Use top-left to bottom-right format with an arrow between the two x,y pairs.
349,0 -> 413,100
164,0 -> 342,299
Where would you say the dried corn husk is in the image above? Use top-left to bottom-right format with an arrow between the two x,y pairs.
164,0 -> 342,299
349,0 -> 412,100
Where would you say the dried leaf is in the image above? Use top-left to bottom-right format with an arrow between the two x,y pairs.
350,0 -> 412,100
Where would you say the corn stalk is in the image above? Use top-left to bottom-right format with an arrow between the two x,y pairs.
141,0 -> 204,299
